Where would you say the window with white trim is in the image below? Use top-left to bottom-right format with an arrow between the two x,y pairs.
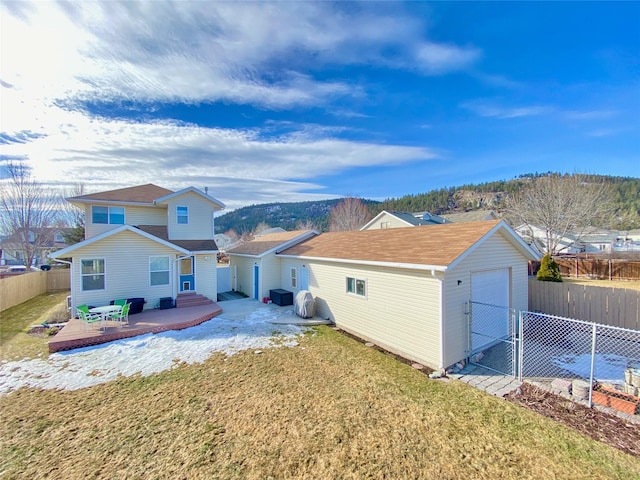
291,268 -> 297,288
92,206 -> 125,224
346,276 -> 366,297
177,206 -> 189,224
149,256 -> 170,286
81,258 -> 105,291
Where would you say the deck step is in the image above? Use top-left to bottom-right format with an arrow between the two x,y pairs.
176,293 -> 214,308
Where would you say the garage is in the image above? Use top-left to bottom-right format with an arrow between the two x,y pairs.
470,268 -> 511,352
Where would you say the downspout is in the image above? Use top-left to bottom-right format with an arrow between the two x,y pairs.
55,258 -> 74,312
428,268 -> 446,371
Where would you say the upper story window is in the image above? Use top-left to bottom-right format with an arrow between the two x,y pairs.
54,232 -> 65,242
177,206 -> 189,224
92,206 -> 125,225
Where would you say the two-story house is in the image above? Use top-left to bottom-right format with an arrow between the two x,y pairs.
50,184 -> 225,312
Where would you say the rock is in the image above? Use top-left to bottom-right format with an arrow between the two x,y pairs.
411,363 -> 424,370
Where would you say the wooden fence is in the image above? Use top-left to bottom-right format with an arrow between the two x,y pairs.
528,278 -> 640,330
0,269 -> 70,312
530,258 -> 640,280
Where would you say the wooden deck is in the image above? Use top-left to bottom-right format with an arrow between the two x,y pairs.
48,303 -> 223,353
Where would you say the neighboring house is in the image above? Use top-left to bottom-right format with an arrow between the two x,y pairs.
361,209 -> 498,231
360,210 -> 448,231
227,229 -> 318,300
0,227 -> 73,267
514,224 -> 640,255
50,184 -> 225,312
441,210 -> 499,223
229,220 -> 538,370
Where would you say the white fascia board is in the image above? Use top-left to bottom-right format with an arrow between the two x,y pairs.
227,252 -> 260,259
49,225 -> 190,259
190,250 -> 219,254
275,253 -> 447,272
154,187 -> 226,209
66,198 -> 159,208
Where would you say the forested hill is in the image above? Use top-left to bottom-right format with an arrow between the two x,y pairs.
214,174 -> 640,234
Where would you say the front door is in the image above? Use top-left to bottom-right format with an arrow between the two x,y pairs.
180,257 -> 195,292
299,267 -> 309,291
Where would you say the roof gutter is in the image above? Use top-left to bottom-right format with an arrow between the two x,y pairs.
275,253 -> 448,272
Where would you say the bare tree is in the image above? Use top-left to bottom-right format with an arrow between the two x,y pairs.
329,197 -> 372,232
295,219 -> 319,231
0,162 -> 62,267
504,174 -> 614,255
61,182 -> 86,245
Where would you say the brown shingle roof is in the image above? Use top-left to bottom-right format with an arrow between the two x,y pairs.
68,184 -> 173,203
228,230 -> 316,256
135,226 -> 218,252
279,220 -> 502,267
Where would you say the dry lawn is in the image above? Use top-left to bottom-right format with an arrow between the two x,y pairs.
0,291 -> 70,361
563,278 -> 640,291
1,327 -> 639,479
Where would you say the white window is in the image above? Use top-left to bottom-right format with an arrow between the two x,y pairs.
149,256 -> 170,286
346,276 -> 366,297
291,268 -> 297,288
92,206 -> 125,224
54,232 -> 65,242
177,206 -> 188,224
81,258 -> 105,291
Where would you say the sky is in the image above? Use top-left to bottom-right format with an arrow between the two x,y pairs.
1,1 -> 638,212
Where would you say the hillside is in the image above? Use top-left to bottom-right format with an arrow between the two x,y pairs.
215,174 -> 640,234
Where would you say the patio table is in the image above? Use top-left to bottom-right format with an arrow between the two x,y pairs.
89,305 -> 123,327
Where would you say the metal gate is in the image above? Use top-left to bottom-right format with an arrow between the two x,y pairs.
467,301 -> 518,376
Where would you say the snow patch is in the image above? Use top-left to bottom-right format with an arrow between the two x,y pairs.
0,307 -> 304,394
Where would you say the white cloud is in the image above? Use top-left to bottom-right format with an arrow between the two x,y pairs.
461,100 -> 554,119
0,1 -> 453,207
414,42 -> 481,75
565,110 -> 618,121
1,106 -> 435,207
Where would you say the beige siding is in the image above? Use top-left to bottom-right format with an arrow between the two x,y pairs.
260,254 -> 282,300
195,254 -> 217,301
230,256 -> 256,298
361,212 -> 414,230
69,230 -> 179,311
443,232 -> 529,367
85,204 -> 167,239
281,259 -> 443,369
166,192 -> 215,240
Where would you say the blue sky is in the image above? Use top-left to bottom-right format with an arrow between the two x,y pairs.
1,1 -> 638,211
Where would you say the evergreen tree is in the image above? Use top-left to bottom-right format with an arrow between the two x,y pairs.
537,253 -> 562,282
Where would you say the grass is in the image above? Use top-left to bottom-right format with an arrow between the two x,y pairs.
563,277 -> 640,291
1,326 -> 639,479
0,291 -> 70,361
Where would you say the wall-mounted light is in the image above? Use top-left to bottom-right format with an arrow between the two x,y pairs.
457,280 -> 462,285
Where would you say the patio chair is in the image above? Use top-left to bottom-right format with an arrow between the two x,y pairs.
109,302 -> 131,326
113,299 -> 127,306
77,306 -> 103,332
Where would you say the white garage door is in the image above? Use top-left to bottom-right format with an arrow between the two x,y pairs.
471,269 -> 510,352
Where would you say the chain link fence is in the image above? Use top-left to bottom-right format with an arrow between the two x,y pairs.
467,301 -> 517,376
519,311 -> 640,408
